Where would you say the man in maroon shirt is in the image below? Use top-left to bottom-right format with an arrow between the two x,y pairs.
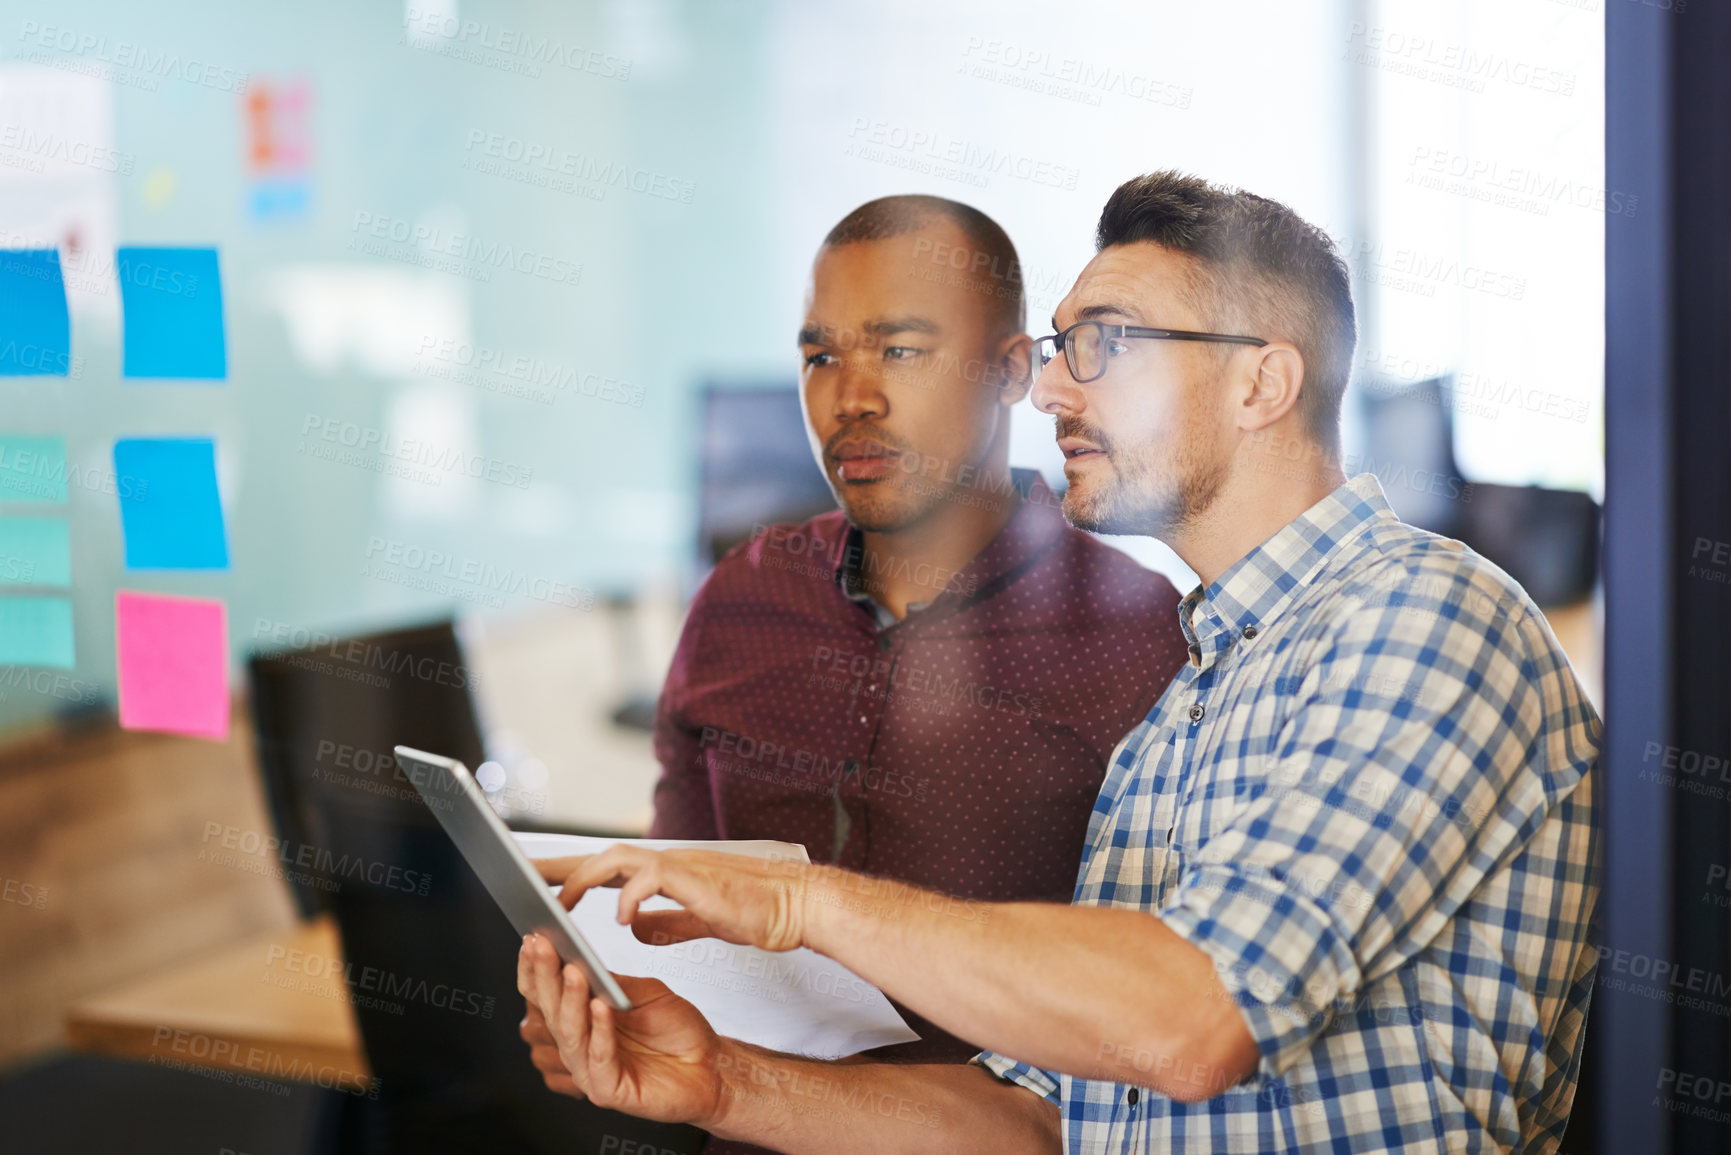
644,195 -> 1188,1084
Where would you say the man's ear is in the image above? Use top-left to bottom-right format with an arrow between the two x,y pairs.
1236,342 -> 1305,432
994,333 -> 1035,406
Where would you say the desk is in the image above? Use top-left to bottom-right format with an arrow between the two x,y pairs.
463,604 -> 668,833
65,915 -> 370,1092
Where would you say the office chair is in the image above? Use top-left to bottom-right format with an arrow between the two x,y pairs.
248,619 -> 703,1154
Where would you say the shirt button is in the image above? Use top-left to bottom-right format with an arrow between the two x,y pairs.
1189,704 -> 1205,723
1127,1088 -> 1139,1106
1242,625 -> 1259,640
859,715 -> 868,724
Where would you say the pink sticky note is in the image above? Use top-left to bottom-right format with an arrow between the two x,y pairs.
115,591 -> 230,740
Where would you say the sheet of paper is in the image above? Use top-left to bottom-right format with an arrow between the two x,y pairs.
0,596 -> 73,668
0,516 -> 69,585
244,78 -> 313,224
112,437 -> 230,569
117,246 -> 227,379
0,66 -> 122,321
0,250 -> 71,375
115,590 -> 229,739
515,832 -> 919,1060
0,435 -> 67,503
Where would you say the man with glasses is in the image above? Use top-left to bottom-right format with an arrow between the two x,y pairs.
565,194 -> 1187,1152
520,172 -> 1601,1154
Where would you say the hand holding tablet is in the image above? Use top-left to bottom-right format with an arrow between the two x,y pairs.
397,746 -> 917,1058
393,746 -> 634,1010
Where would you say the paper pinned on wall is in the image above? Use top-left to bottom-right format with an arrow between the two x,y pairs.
244,78 -> 313,223
112,437 -> 230,570
117,246 -> 227,379
514,832 -> 920,1060
115,590 -> 229,740
0,516 -> 70,585
0,435 -> 67,503
0,66 -> 122,320
0,596 -> 74,668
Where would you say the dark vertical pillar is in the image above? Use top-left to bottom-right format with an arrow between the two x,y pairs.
1664,0 -> 1731,1151
1604,2 -> 1731,1153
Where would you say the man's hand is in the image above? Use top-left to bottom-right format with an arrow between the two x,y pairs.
518,932 -> 727,1126
519,933 -> 1063,1153
520,1003 -> 580,1097
533,847 -> 813,953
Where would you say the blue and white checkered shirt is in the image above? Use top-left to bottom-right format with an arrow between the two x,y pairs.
976,474 -> 1601,1153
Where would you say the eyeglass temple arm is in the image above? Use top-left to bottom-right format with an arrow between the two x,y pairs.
1121,327 -> 1268,347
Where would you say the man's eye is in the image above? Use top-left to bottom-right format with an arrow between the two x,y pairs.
1106,339 -> 1131,357
884,346 -> 923,361
804,351 -> 836,368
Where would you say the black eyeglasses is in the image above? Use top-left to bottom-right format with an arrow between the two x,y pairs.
1033,320 -> 1267,385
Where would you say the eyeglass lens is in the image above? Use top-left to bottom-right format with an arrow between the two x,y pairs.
1065,322 -> 1103,382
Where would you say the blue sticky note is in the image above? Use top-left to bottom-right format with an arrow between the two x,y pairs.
0,436 -> 67,503
0,596 -> 74,668
118,246 -> 227,380
249,179 -> 312,221
0,518 -> 70,586
113,438 -> 230,569
0,250 -> 72,376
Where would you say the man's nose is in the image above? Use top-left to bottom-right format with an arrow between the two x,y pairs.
1030,356 -> 1084,416
835,354 -> 887,419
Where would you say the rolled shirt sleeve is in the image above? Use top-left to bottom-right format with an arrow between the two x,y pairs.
972,1051 -> 1062,1107
1157,572 -> 1566,1081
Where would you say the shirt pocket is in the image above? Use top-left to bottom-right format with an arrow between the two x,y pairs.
1169,757 -> 1266,864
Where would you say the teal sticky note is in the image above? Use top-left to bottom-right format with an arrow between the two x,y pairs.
0,596 -> 74,668
0,518 -> 70,585
118,247 -> 227,380
0,435 -> 68,503
113,437 -> 230,569
0,250 -> 72,376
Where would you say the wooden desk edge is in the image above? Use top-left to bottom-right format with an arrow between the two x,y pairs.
64,1010 -> 375,1092
62,915 -> 373,1093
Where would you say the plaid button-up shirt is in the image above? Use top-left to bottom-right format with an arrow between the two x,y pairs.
977,474 -> 1601,1154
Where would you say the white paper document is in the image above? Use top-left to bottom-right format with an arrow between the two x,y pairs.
515,832 -> 919,1059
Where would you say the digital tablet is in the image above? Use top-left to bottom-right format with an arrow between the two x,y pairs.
393,745 -> 633,1011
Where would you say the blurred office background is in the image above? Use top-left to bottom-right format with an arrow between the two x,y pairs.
0,0 -> 1606,815
0,0 -> 1664,1151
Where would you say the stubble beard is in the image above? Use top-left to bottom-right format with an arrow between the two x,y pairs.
826,425 -> 927,534
834,460 -> 959,535
1062,427 -> 1228,540
839,477 -> 924,534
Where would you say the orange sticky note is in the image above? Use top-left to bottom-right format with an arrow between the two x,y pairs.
115,591 -> 229,740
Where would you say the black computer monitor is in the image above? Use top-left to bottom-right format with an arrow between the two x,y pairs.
696,383 -> 837,567
1355,377 -> 1599,607
1356,375 -> 1466,537
247,619 -> 486,919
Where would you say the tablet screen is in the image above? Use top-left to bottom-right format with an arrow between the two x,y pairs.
393,745 -> 633,1011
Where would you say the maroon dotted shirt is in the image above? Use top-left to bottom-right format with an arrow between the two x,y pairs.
648,472 -> 1187,1080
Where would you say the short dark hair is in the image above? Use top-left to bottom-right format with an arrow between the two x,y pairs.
823,195 -> 1025,336
1095,171 -> 1356,450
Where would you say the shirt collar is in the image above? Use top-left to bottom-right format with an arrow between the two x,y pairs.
834,468 -> 1064,624
839,564 -> 917,626
1179,473 -> 1396,666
